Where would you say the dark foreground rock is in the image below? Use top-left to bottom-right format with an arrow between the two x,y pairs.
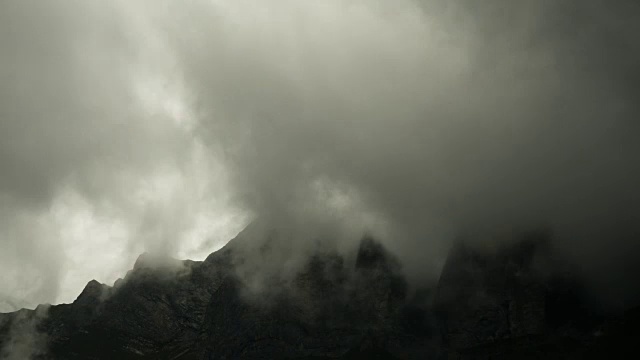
1,229 -> 639,359
434,231 -> 640,359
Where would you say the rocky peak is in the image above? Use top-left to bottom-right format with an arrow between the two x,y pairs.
133,252 -> 185,271
355,236 -> 398,271
435,235 -> 550,351
74,280 -> 110,306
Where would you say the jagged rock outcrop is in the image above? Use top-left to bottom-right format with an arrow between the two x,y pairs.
434,231 -> 640,359
1,228 -> 639,359
435,233 -> 548,353
0,229 -> 438,359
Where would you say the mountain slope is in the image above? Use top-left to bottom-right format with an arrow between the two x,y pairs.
1,229 -> 639,359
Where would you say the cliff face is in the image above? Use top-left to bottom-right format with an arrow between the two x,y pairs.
0,231 -> 436,359
0,230 -> 638,359
435,234 -> 549,353
434,232 -> 640,360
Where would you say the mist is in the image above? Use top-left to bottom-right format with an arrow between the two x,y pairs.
1,0 -> 639,311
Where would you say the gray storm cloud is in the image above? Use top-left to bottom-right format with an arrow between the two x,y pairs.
165,0 -> 640,285
1,0 -> 639,311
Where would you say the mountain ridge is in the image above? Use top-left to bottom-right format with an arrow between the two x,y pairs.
1,228 -> 639,359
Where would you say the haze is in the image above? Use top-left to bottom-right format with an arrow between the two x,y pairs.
1,0 -> 638,311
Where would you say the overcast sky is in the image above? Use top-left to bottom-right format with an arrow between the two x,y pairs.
1,0 -> 639,311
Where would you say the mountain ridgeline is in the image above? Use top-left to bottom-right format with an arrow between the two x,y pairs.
1,228 -> 639,359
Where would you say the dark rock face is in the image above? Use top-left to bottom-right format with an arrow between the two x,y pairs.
1,230 -> 639,359
434,232 -> 640,359
0,232 -> 438,359
435,235 -> 548,352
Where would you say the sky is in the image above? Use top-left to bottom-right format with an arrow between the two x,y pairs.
1,0 -> 639,311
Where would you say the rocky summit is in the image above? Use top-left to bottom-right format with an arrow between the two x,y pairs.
1,229 -> 639,359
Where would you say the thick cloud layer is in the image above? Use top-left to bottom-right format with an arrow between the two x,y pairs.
1,0 -> 639,310
166,0 -> 640,288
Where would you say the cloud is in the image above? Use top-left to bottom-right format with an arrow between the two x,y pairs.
0,0 -> 245,309
165,0 -> 640,283
1,0 -> 639,308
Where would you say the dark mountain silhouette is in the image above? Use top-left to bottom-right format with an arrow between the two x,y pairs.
1,228 -> 639,359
